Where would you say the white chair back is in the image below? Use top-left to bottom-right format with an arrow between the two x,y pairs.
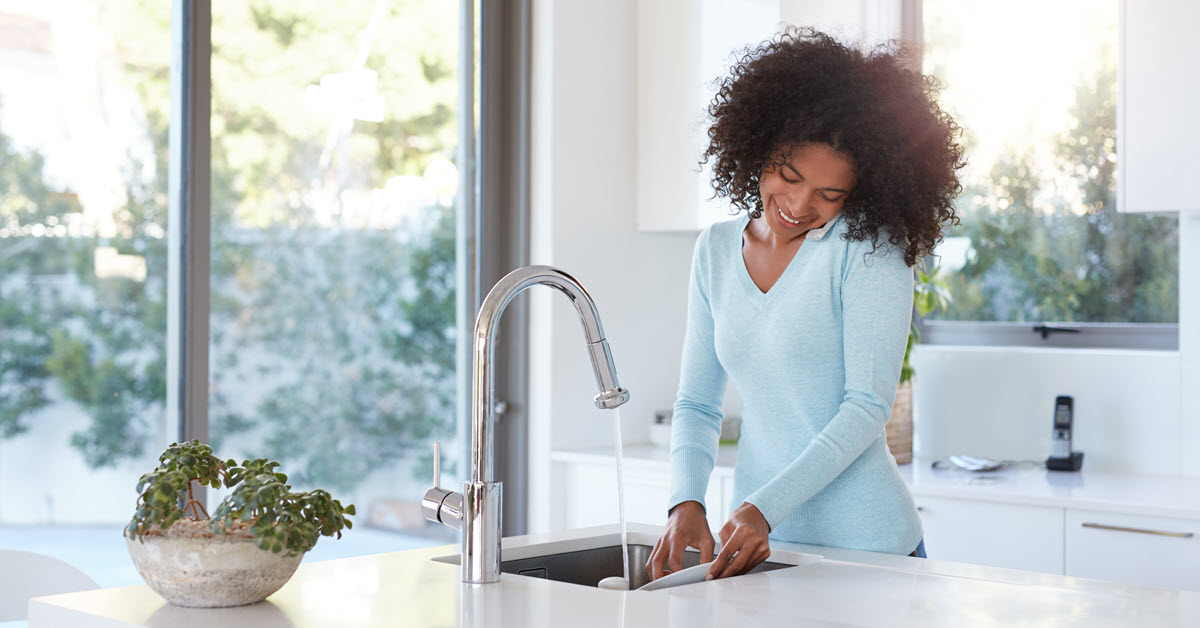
0,550 -> 99,621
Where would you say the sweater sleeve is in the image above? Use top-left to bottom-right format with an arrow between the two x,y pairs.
666,227 -> 727,515
744,243 -> 914,530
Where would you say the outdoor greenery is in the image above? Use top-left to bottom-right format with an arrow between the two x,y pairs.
0,0 -> 460,493
901,266 -> 952,385
924,15 -> 1178,324
127,440 -> 355,557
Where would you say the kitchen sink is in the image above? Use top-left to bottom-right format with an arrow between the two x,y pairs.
437,543 -> 794,590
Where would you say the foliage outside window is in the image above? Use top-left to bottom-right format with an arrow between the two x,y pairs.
922,0 -> 1178,326
0,0 -> 461,508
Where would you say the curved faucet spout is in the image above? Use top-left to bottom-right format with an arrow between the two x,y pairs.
424,264 -> 629,584
472,265 -> 629,483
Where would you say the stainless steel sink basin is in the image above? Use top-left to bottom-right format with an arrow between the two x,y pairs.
493,543 -> 792,589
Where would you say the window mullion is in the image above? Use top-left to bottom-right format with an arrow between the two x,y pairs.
166,0 -> 212,452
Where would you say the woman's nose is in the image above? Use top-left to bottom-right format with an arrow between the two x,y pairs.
783,186 -> 815,213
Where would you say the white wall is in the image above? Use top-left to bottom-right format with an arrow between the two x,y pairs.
910,347 -> 1181,474
528,0 -> 745,532
528,0 -> 1199,532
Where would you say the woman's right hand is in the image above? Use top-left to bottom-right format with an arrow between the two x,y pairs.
646,500 -> 715,581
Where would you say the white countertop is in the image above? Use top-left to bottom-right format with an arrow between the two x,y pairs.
553,444 -> 1200,519
29,523 -> 1200,627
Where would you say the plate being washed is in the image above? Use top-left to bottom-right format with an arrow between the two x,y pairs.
636,551 -> 822,592
637,562 -> 714,591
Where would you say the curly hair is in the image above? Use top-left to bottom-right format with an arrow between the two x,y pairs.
702,27 -> 965,267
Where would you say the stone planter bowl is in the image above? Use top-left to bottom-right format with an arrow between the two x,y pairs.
126,532 -> 303,608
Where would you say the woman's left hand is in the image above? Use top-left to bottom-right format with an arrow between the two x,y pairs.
706,502 -> 771,580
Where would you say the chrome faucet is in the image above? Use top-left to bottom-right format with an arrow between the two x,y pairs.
422,265 -> 630,583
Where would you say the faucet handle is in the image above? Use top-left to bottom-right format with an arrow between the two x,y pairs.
433,441 -> 441,488
423,441 -> 463,530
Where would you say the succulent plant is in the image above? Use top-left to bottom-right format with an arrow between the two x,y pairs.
127,440 -> 355,557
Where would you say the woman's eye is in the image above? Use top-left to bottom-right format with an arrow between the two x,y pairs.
781,175 -> 800,184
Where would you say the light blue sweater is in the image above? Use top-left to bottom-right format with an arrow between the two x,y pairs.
667,212 -> 923,555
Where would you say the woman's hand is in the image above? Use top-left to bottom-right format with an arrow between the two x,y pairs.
646,500 -> 715,581
706,502 -> 771,580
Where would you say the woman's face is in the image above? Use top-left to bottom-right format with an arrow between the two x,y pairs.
758,143 -> 857,242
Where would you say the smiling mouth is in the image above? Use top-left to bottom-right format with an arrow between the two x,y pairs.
777,206 -> 808,226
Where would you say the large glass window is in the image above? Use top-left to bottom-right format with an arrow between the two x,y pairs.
204,1 -> 462,559
1,0 -> 467,587
922,0 -> 1178,329
0,2 -> 169,586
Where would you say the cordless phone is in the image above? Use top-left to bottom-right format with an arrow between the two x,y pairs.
1050,396 -> 1072,458
1046,395 -> 1084,471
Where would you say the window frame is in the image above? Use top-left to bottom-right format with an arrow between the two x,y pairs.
904,0 -> 1180,351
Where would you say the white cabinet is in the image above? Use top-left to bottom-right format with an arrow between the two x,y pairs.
554,456 -> 732,533
635,0 -> 778,231
557,459 -> 667,529
1119,0 -> 1200,212
1065,509 -> 1200,591
913,496 -> 1064,575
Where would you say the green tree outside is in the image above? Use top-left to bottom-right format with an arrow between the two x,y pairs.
925,23 -> 1178,323
0,0 -> 461,493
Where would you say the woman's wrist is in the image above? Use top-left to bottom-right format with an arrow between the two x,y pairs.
668,500 -> 706,518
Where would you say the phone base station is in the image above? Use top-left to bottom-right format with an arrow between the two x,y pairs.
1046,451 -> 1084,471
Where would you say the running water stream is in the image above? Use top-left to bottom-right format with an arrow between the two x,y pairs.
612,408 -> 630,585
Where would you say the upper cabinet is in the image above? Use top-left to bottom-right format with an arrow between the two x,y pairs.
1118,0 -> 1200,212
635,0 -> 779,231
635,0 -> 904,231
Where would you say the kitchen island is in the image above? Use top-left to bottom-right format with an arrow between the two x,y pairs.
30,523 -> 1200,627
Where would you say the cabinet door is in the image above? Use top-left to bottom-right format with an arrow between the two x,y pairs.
1065,509 -> 1200,591
635,0 -> 778,231
914,496 -> 1064,574
624,479 -> 671,528
560,461 -> 618,529
1119,0 -> 1200,212
560,461 -> 672,529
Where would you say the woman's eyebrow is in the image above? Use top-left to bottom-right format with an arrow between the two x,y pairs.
785,163 -> 850,194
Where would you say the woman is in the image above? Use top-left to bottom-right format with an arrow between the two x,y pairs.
647,27 -> 964,582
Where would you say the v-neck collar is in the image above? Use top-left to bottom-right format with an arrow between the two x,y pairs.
737,212 -> 841,300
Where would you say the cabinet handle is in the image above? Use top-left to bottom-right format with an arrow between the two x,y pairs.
1081,522 -> 1194,538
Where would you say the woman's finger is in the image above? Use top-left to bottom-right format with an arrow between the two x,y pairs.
718,519 -> 734,546
666,536 -> 687,575
714,534 -> 753,579
706,536 -> 738,580
699,534 -> 715,564
738,545 -> 770,576
648,536 -> 669,580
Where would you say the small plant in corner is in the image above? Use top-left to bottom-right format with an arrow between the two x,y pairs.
124,440 -> 356,607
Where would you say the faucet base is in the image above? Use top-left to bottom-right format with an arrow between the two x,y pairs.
461,480 -> 503,584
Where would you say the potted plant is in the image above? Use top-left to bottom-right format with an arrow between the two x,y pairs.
125,440 -> 355,608
887,264 -> 952,464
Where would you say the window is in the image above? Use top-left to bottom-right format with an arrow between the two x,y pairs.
204,1 -> 463,558
0,3 -> 170,586
0,0 -> 508,586
919,0 -> 1179,349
